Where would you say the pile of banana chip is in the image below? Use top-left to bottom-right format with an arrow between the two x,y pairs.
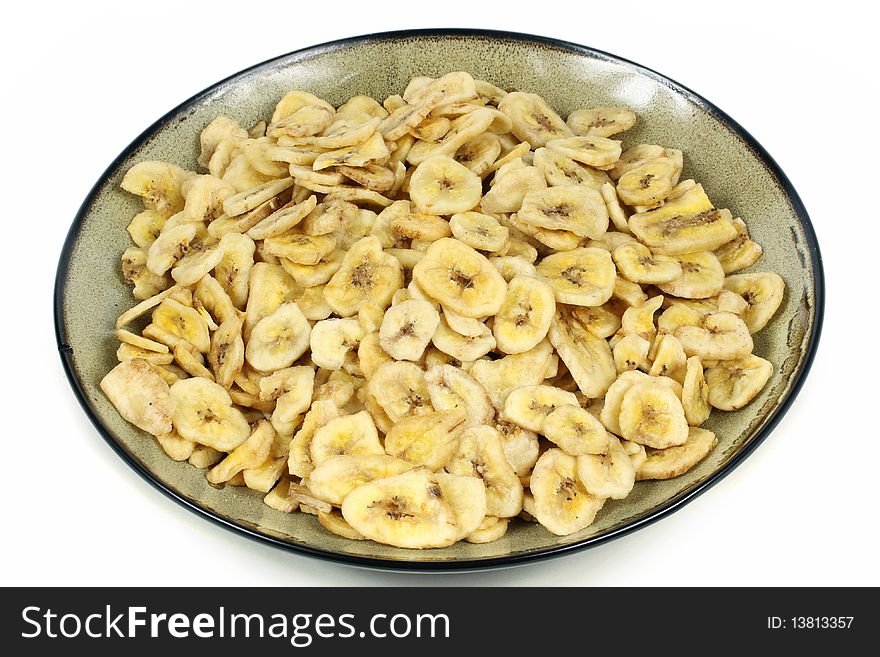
102,71 -> 785,548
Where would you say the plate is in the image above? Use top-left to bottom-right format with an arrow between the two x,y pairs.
54,29 -> 824,570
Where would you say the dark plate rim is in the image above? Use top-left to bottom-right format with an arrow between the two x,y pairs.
54,28 -> 825,572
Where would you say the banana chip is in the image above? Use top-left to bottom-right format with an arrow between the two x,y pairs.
106,72 -> 783,546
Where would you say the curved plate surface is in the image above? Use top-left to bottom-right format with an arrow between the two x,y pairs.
55,29 -> 823,570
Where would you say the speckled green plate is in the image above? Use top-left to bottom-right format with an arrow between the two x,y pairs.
54,29 -> 824,571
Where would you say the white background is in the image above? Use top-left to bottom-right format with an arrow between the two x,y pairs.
3,1 -> 877,587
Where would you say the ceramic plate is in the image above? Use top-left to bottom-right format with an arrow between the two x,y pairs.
55,29 -> 824,570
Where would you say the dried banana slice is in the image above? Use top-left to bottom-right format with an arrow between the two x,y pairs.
575,433 -> 636,499
267,91 -> 335,139
206,420 -> 275,485
263,478 -> 298,513
621,295 -> 664,342
115,329 -> 168,355
497,92 -> 572,147
618,382 -> 689,449
453,133 -> 501,176
290,483 -> 333,513
543,404 -> 609,456
446,425 -> 523,518
412,238 -> 506,318
323,236 -> 404,317
409,115 -> 452,143
530,448 -> 605,536
548,309 -> 617,398
409,155 -> 482,215
599,370 -> 680,435
533,147 -> 610,190
169,377 -> 250,451
121,247 -> 171,300
616,157 -> 676,207
337,95 -> 389,120
222,178 -> 295,218
599,182 -> 631,233
490,256 -> 538,283
536,247 -> 615,307
658,251 -> 725,299
211,232 -> 255,310
357,331 -> 394,378
612,241 -> 682,284
705,355 -> 773,411
156,431 -> 195,462
470,339 -> 554,410
449,211 -> 509,251
317,510 -> 366,540
466,516 -> 509,544
198,116 -> 248,168
608,144 -> 667,180
181,174 -> 236,224
384,409 -> 467,470
314,115 -> 382,149
675,311 -> 753,361
127,209 -> 166,249
680,356 -> 711,425
243,262 -> 300,338
152,298 -> 211,353
309,318 -> 364,370
480,165 -> 547,214
169,236 -> 227,287
723,272 -> 785,333
337,164 -> 396,192
431,316 -> 496,361
100,359 -> 176,436
442,307 -> 485,337
613,275 -> 648,307
312,131 -> 390,171
287,400 -> 340,479
246,194 -> 317,241
491,274 -> 556,355
425,364 -> 495,427
567,107 -> 636,137
367,361 -> 434,422
309,411 -> 384,467
517,185 -> 609,239
245,301 -> 311,372
378,299 -> 440,361
146,223 -> 198,277
308,454 -> 412,505
446,426 -> 523,518
496,421 -> 539,478
657,302 -> 704,335
341,468 -> 486,548
207,315 -> 245,388
636,427 -> 717,480
121,161 -> 193,218
406,107 -> 495,165
188,444 -> 224,469
280,251 -> 344,288
714,217 -> 763,273
716,289 -> 749,315
546,135 -> 622,169
570,305 -> 621,340
613,334 -> 651,373
501,384 -> 579,433
389,210 -> 452,242
628,184 -> 738,255
263,231 -> 336,266
648,334 -> 687,383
